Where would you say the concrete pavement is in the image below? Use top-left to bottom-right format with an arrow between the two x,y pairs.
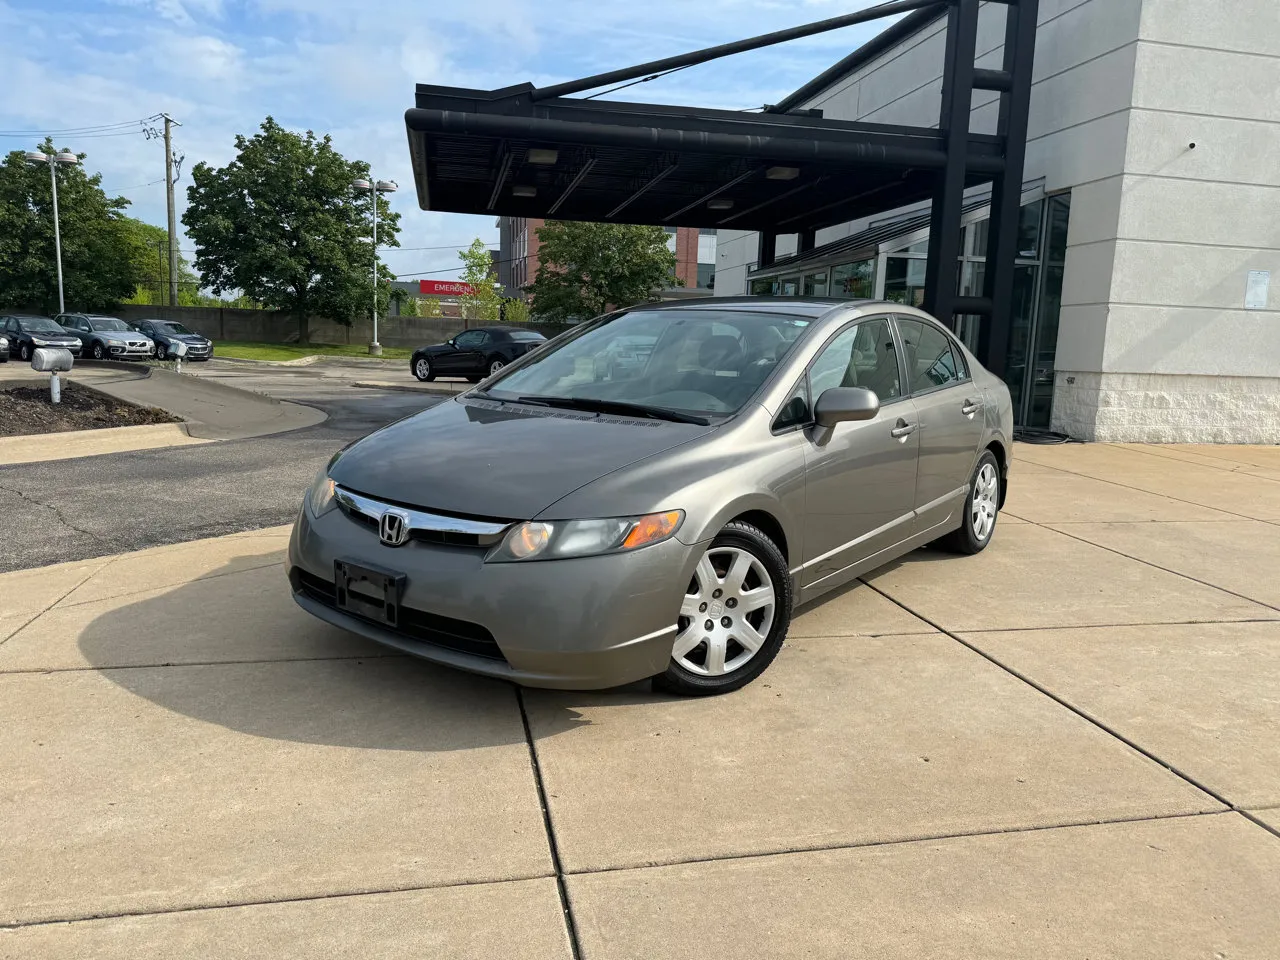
1,443 -> 1279,957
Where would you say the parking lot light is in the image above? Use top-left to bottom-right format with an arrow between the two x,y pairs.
353,175 -> 399,356
26,149 -> 81,314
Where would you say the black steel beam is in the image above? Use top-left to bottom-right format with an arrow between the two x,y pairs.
973,68 -> 1013,91
606,162 -> 678,219
485,146 -> 513,210
530,0 -> 946,102
953,295 -> 993,315
546,157 -> 596,215
980,0 -> 1039,377
758,231 -> 778,270
406,107 -> 965,171
718,177 -> 826,226
922,0 -> 980,332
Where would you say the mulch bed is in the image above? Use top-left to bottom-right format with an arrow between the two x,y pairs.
0,383 -> 181,437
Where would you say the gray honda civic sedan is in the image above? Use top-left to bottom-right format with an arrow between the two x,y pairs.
289,297 -> 1012,695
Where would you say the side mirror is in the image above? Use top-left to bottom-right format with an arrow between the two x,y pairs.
814,387 -> 880,428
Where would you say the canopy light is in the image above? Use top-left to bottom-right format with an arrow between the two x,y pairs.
527,148 -> 559,165
512,184 -> 538,197
766,166 -> 800,180
707,198 -> 734,210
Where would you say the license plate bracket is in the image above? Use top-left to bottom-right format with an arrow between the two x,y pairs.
334,560 -> 405,627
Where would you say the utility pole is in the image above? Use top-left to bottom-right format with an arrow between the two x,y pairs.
162,114 -> 182,307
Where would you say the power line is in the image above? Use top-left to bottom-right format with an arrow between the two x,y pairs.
395,257 -> 517,279
0,114 -> 162,137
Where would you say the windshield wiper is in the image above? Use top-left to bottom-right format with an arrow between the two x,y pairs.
514,395 -> 710,426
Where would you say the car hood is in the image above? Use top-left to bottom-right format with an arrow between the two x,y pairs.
165,333 -> 208,344
329,396 -> 713,519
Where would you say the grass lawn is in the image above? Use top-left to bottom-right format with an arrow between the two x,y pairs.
212,341 -> 414,362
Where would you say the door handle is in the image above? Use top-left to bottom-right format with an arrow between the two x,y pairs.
890,420 -> 917,441
961,398 -> 984,417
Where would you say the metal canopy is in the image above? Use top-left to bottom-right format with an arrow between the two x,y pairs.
404,0 -> 1038,377
406,89 -> 1003,234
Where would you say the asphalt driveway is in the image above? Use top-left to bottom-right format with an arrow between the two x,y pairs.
2,442 -> 1280,958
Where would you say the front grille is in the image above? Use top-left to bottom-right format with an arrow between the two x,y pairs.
290,567 -> 506,662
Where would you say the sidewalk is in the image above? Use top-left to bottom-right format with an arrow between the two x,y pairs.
1,445 -> 1279,957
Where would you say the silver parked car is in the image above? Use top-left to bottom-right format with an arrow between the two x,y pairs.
57,313 -> 154,360
289,298 -> 1013,695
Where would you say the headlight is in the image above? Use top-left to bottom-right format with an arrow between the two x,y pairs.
106,339 -> 125,346
306,469 -> 337,517
488,510 -> 683,562
32,338 -> 51,346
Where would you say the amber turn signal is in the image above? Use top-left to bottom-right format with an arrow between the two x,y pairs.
622,511 -> 683,550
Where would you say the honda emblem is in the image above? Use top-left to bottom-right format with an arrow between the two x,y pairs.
378,510 -> 410,547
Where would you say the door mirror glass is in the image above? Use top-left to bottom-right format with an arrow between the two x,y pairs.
814,387 -> 880,427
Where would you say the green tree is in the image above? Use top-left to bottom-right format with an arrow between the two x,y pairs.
421,296 -> 443,318
398,293 -> 420,317
502,297 -> 531,324
0,140 -> 143,313
457,238 -> 501,322
118,217 -> 203,306
182,117 -> 400,342
527,221 -> 679,322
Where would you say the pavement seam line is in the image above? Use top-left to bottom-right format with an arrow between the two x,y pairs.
946,617 -> 1280,635
0,871 -> 557,932
515,686 -> 584,960
1012,458 -> 1273,524
0,558 -> 116,650
860,578 -> 1245,812
50,557 -> 288,611
558,809 -> 1230,878
1238,810 -> 1280,843
1109,444 -> 1280,485
1027,518 -> 1280,614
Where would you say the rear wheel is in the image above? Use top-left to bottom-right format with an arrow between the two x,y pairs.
655,521 -> 792,696
938,450 -> 1001,555
487,357 -> 506,376
413,357 -> 434,382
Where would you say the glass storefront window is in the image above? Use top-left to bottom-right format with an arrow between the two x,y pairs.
750,279 -> 778,296
697,263 -> 715,289
883,257 -> 928,307
803,272 -> 828,296
831,260 -> 875,298
1017,199 -> 1043,258
778,278 -> 800,296
967,219 -> 988,258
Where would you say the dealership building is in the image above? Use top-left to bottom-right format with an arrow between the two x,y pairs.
714,0 -> 1280,441
407,0 -> 1278,443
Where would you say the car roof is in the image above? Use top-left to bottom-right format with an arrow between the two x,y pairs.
629,296 -> 876,319
5,314 -> 55,320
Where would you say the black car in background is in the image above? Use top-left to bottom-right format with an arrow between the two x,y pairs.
131,319 -> 214,361
411,326 -> 547,382
0,314 -> 84,362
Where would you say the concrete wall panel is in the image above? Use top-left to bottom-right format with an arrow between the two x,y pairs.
1109,240 -> 1279,310
1116,177 -> 1280,249
1139,0 -> 1280,57
1125,111 -> 1280,186
1132,44 -> 1280,122
1102,303 -> 1280,376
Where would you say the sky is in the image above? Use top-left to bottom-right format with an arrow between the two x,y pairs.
0,0 -> 898,285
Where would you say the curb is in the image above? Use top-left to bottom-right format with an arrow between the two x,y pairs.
351,381 -> 467,396
212,354 -> 400,367
0,422 -> 210,467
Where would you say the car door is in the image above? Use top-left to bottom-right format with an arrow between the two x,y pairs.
894,316 -> 986,535
450,330 -> 489,375
798,316 -> 920,592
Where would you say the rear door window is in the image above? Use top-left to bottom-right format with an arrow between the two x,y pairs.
896,317 -> 965,396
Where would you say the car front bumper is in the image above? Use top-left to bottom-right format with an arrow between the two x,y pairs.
288,504 -> 696,689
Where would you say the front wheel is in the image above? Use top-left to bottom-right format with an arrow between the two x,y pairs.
655,521 -> 792,696
413,357 -> 434,382
20,342 -> 31,362
938,450 -> 1001,555
156,343 -> 168,361
92,342 -> 106,361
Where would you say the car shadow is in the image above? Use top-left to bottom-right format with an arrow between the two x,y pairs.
76,552 -> 682,753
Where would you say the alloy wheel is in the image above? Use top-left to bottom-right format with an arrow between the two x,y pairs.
156,343 -> 167,361
415,358 -> 430,380
489,359 -> 505,376
93,342 -> 105,360
673,546 -> 777,676
971,462 -> 999,542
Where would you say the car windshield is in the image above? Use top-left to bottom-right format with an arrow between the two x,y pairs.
90,318 -> 130,332
479,308 -> 811,419
21,317 -> 65,333
159,322 -> 194,335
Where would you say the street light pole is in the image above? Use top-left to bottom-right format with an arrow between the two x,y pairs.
351,175 -> 398,356
26,149 -> 80,315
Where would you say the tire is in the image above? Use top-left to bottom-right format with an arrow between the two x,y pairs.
487,357 -> 506,377
156,343 -> 168,361
19,342 -> 31,362
92,341 -> 105,361
938,450 -> 1001,555
655,521 -> 793,697
413,357 -> 434,382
